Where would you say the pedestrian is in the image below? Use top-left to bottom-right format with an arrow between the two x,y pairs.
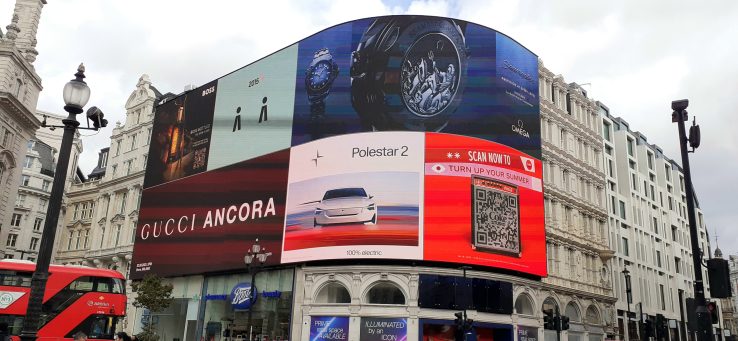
115,332 -> 132,341
73,332 -> 88,341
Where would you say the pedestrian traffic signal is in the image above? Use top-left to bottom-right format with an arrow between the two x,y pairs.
560,316 -> 570,331
543,309 -> 556,330
707,301 -> 719,324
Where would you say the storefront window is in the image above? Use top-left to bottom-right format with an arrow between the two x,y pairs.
202,269 -> 294,341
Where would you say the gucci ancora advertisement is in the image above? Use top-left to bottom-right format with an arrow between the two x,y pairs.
136,15 -> 545,280
132,149 -> 289,279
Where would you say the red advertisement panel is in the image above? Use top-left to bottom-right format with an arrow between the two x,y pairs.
131,149 -> 290,279
424,133 -> 546,276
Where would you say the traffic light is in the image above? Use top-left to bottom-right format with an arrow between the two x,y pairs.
644,319 -> 654,338
543,309 -> 556,330
707,301 -> 719,324
560,316 -> 570,331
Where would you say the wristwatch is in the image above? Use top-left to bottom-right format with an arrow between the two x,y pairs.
350,16 -> 469,131
305,48 -> 339,118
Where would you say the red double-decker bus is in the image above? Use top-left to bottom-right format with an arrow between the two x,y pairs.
0,260 -> 126,340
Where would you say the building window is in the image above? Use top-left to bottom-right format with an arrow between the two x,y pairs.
603,121 -> 611,141
100,151 -> 108,168
21,175 -> 30,186
514,294 -> 535,316
131,134 -> 137,151
659,284 -> 666,310
41,180 -> 50,191
131,222 -> 137,243
647,152 -> 654,170
29,237 -> 39,250
81,203 -> 88,219
10,214 -> 21,227
24,156 -> 34,168
315,282 -> 351,304
75,230 -> 81,249
16,194 -> 26,207
119,192 -> 127,214
622,237 -> 629,256
125,159 -> 132,175
67,231 -> 73,250
6,234 -> 18,247
366,282 -> 405,305
33,218 -> 42,231
2,130 -> 12,146
627,138 -> 634,156
115,140 -> 122,155
39,199 -> 47,211
619,201 -> 626,220
3,255 -> 13,259
100,227 -> 106,248
114,225 -> 122,246
675,257 -> 681,274
656,250 -> 662,267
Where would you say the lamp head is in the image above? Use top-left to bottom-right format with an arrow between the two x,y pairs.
62,63 -> 91,111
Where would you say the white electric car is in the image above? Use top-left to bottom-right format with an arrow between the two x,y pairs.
313,187 -> 377,227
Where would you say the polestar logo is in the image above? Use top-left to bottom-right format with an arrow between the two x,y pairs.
312,151 -> 323,167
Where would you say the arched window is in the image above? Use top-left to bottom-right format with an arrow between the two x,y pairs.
543,297 -> 558,312
366,282 -> 405,305
315,282 -> 351,304
586,305 -> 601,325
514,294 -> 535,316
565,302 -> 582,323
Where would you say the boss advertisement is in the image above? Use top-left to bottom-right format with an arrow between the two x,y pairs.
135,15 -> 544,280
144,80 -> 218,189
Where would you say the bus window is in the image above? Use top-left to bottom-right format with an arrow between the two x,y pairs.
65,315 -> 118,339
0,315 -> 24,335
69,277 -> 95,291
0,271 -> 32,287
112,278 -> 124,294
95,278 -> 111,293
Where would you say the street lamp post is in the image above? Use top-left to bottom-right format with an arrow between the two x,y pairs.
623,266 -> 633,341
671,99 -> 711,341
19,64 -> 105,341
244,239 -> 272,341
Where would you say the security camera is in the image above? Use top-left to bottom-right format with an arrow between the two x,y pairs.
671,99 -> 689,111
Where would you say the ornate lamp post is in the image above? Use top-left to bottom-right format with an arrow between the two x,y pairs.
20,64 -> 106,341
244,239 -> 272,341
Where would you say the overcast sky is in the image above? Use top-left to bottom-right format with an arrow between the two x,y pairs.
3,0 -> 736,255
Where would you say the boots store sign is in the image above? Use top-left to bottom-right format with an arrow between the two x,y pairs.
133,15 -> 545,280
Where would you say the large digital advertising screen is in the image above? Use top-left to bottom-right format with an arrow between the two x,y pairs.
133,15 -> 543,280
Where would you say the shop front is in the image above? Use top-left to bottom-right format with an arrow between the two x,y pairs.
199,269 -> 295,341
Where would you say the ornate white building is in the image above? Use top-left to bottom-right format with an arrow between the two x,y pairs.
6,110 -> 82,261
53,74 -> 169,333
602,107 -> 713,341
0,0 -> 45,255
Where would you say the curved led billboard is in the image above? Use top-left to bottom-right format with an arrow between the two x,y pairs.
134,15 -> 544,279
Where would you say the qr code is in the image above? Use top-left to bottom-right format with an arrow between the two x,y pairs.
193,148 -> 207,169
472,176 -> 520,256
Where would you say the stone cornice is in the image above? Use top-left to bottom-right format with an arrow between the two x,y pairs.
0,92 -> 40,130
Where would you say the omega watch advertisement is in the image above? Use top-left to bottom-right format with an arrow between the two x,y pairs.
292,15 -> 540,159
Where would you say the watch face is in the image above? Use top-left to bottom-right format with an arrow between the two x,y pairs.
308,60 -> 333,91
401,32 -> 461,117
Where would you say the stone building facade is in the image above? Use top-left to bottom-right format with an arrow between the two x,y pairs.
0,0 -> 45,255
